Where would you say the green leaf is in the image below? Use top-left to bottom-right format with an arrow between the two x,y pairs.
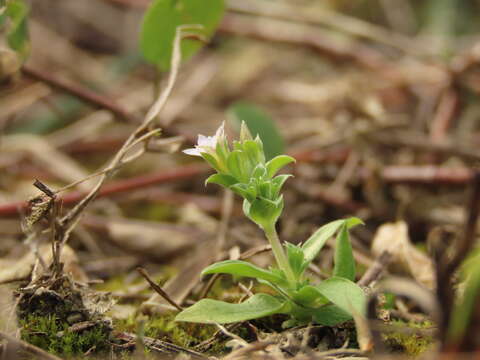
5,0 -> 29,59
228,102 -> 284,160
271,174 -> 292,198
244,196 -> 283,229
202,260 -> 286,286
285,243 -> 308,280
302,218 -> 362,264
333,224 -> 355,281
243,139 -> 265,167
205,174 -> 237,188
175,294 -> 285,323
227,150 -> 246,182
345,217 -> 364,228
140,0 -> 224,70
251,164 -> 267,180
448,252 -> 480,342
266,155 -> 295,178
200,152 -> 221,173
315,277 -> 366,317
312,305 -> 353,326
292,285 -> 328,308
230,183 -> 255,202
302,220 -> 344,263
239,121 -> 253,142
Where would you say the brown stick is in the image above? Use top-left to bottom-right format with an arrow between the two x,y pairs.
358,251 -> 392,287
136,267 -> 183,311
2,163 -> 475,218
22,66 -> 138,124
0,164 -> 209,217
430,88 -> 459,144
378,165 -> 473,184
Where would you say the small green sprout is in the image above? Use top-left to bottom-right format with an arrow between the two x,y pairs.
177,122 -> 366,328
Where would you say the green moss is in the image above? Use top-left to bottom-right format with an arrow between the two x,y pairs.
383,321 -> 435,356
144,313 -> 217,347
20,314 -> 110,357
115,312 -> 233,355
16,275 -> 113,358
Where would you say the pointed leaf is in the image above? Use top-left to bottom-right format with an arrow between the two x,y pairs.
5,0 -> 29,59
239,121 -> 253,142
227,150 -> 245,182
230,183 -> 255,202
285,243 -> 308,279
346,217 -> 364,228
266,155 -> 295,178
205,174 -> 237,188
333,224 -> 356,281
175,294 -> 285,323
302,220 -> 345,263
449,251 -> 480,342
243,140 -> 264,167
315,277 -> 366,317
251,164 -> 267,180
202,260 -> 286,286
302,217 -> 362,264
200,152 -> 221,172
271,174 -> 292,198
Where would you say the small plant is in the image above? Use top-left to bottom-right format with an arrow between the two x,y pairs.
176,122 -> 366,327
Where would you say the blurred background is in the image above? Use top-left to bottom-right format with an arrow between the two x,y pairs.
1,0 -> 480,356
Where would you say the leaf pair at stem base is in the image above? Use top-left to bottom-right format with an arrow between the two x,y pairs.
175,218 -> 366,327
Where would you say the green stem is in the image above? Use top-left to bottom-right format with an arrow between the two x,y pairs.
264,224 -> 296,286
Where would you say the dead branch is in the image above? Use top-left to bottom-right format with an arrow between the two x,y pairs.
136,267 -> 183,311
358,251 -> 392,287
0,164 -> 209,217
22,66 -> 138,124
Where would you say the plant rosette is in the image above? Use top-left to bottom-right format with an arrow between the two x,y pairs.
176,122 -> 366,328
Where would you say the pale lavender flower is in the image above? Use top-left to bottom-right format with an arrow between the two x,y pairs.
183,122 -> 226,157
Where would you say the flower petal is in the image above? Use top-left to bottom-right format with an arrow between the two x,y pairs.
198,135 -> 217,149
183,147 -> 202,156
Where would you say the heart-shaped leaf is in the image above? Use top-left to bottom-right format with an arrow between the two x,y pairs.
140,0 -> 224,70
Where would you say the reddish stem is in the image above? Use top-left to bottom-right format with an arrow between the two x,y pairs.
0,164 -> 209,217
